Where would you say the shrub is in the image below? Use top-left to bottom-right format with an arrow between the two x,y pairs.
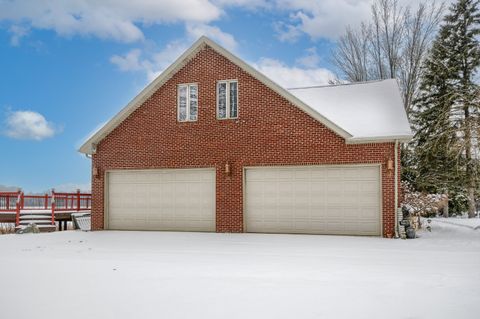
402,181 -> 448,217
0,223 -> 15,235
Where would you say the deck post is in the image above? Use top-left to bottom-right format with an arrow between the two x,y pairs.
44,193 -> 48,210
15,202 -> 19,226
15,191 -> 21,227
77,189 -> 80,211
51,189 -> 56,225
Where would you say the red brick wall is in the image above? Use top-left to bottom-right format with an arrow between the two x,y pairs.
91,45 -> 399,237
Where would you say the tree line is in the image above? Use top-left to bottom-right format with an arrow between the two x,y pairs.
333,0 -> 480,217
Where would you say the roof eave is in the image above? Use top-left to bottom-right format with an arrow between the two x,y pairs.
345,134 -> 413,144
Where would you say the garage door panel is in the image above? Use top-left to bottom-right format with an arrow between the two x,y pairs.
310,169 -> 327,180
362,180 -> 379,191
343,182 -> 360,193
292,169 -> 309,180
326,222 -> 345,232
245,166 -> 381,236
344,207 -> 360,218
326,180 -> 344,197
359,206 -> 380,218
108,169 -> 215,231
328,168 -> 350,179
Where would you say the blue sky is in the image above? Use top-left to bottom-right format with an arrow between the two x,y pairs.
0,0 -> 424,193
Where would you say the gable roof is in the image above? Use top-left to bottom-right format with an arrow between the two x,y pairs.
288,79 -> 413,143
79,36 -> 411,154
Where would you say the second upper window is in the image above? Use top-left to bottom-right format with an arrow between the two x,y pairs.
217,80 -> 238,119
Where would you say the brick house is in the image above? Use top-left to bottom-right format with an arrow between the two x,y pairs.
79,36 -> 412,237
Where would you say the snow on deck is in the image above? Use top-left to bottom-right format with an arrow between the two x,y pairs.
0,222 -> 478,319
0,210 -> 91,214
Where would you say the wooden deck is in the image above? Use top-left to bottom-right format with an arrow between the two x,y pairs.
0,191 -> 91,231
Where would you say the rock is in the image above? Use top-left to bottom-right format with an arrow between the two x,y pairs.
17,223 -> 40,234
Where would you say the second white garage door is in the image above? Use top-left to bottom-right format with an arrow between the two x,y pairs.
107,168 -> 215,231
245,165 -> 381,236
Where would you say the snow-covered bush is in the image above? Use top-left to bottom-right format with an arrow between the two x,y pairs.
402,182 -> 448,217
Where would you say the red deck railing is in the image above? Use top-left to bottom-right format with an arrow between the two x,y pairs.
0,190 -> 91,227
0,192 -> 20,212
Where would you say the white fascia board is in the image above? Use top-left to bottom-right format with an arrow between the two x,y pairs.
345,134 -> 413,144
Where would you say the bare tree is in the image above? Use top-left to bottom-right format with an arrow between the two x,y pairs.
334,24 -> 371,82
333,0 -> 444,114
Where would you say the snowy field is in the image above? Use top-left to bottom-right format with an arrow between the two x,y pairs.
0,222 -> 479,319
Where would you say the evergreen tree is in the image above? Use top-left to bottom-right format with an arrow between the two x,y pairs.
412,0 -> 480,217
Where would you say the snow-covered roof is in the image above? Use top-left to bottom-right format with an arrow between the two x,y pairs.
288,79 -> 413,143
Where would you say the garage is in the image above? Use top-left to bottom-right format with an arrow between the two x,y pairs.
245,165 -> 381,236
106,168 -> 215,231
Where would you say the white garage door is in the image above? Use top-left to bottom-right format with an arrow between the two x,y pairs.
245,165 -> 381,236
107,169 -> 215,231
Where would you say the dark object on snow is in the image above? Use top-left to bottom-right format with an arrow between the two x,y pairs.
406,227 -> 416,239
399,219 -> 411,239
400,219 -> 410,227
426,219 -> 432,232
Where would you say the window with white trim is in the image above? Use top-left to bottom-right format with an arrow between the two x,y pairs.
217,80 -> 238,119
178,84 -> 198,122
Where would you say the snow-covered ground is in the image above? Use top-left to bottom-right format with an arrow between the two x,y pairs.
428,216 -> 480,229
0,223 -> 479,319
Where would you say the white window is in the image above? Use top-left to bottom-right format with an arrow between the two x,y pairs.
178,84 -> 198,122
217,80 -> 238,119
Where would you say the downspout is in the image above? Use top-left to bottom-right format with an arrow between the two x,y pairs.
394,140 -> 399,239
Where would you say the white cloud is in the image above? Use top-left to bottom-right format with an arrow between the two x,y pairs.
0,0 -> 222,43
275,0 -> 371,40
110,49 -> 144,72
186,23 -> 238,51
273,20 -> 303,42
9,25 -> 29,46
252,57 -> 336,88
111,40 -> 189,82
145,41 -> 191,80
295,47 -> 320,68
213,0 -> 271,9
272,0 -> 454,41
3,110 -> 59,141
